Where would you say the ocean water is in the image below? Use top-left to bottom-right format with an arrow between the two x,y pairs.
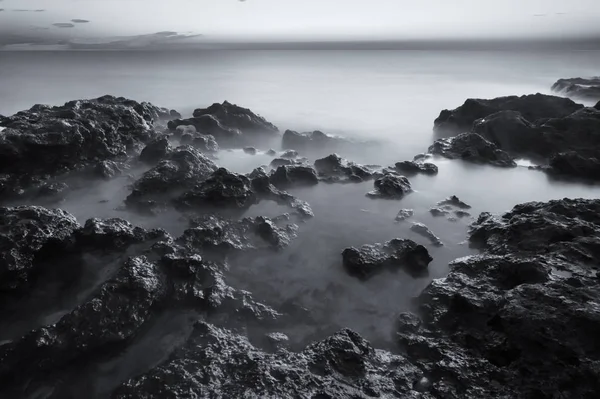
1,49 -> 600,347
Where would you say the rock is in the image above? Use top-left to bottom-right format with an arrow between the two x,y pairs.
314,153 -> 374,183
191,134 -> 219,154
434,93 -> 583,135
174,168 -> 257,212
455,210 -> 471,218
169,101 -> 278,148
342,238 -> 432,280
281,149 -> 298,159
410,222 -> 443,246
547,151 -> 600,180
266,149 -> 277,156
126,146 -> 217,213
596,101 -> 600,110
270,165 -> 319,189
429,207 -> 451,217
438,195 -> 472,209
429,132 -> 517,167
93,160 -> 126,179
472,110 -> 541,154
139,137 -> 172,164
366,173 -> 412,199
179,133 -> 193,144
395,209 -> 414,222
282,130 -> 349,151
75,217 -> 170,250
243,146 -> 257,155
0,95 -> 166,177
395,160 -> 438,176
552,77 -> 600,101
33,182 -> 69,203
397,198 -> 600,398
269,158 -> 294,168
0,206 -> 79,297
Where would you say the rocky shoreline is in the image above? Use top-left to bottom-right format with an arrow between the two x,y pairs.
1,79 -> 600,398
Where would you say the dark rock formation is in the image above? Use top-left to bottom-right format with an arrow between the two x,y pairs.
429,207 -> 451,217
438,195 -> 472,209
168,101 -> 278,148
395,209 -> 414,222
139,137 -> 172,164
395,160 -> 438,176
429,133 -> 517,167
366,173 -> 412,199
434,93 -> 583,135
547,151 -> 600,180
281,149 -> 298,159
269,165 -> 319,189
175,168 -> 257,212
125,146 -> 218,213
455,210 -> 471,218
93,160 -> 127,180
243,146 -> 257,155
269,158 -> 294,168
190,133 -> 219,154
314,153 -> 373,183
552,77 -> 600,101
282,130 -> 349,151
410,222 -> 443,246
342,239 -> 432,280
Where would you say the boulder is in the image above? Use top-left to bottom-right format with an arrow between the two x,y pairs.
266,149 -> 277,156
366,173 -> 412,199
342,238 -> 432,280
395,209 -> 414,222
281,149 -> 298,159
139,137 -> 172,164
429,132 -> 517,167
269,158 -> 294,168
429,207 -> 451,217
243,146 -> 257,155
93,160 -> 127,179
547,151 -> 600,180
191,134 -> 219,154
434,93 -> 583,135
552,77 -> 600,101
270,165 -> 319,189
282,130 -> 349,151
438,195 -> 472,209
314,153 -> 373,183
395,160 -> 438,176
410,222 -> 443,247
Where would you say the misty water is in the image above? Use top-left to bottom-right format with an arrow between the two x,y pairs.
2,49 -> 600,347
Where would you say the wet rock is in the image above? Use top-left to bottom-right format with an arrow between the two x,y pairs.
314,153 -> 374,183
75,217 -> 170,250
243,146 -> 257,155
282,129 -> 349,151
434,93 -> 583,135
269,158 -> 294,168
395,209 -> 414,222
395,160 -> 438,176
0,206 -> 79,297
93,160 -> 126,179
281,149 -> 298,158
266,149 -> 277,156
126,146 -> 218,213
438,195 -> 472,209
175,168 -> 257,212
472,110 -> 541,155
270,165 -> 319,189
410,222 -> 443,246
429,207 -> 451,217
342,238 -> 432,280
191,134 -> 219,154
33,182 -> 69,203
455,210 -> 471,218
113,324 -> 423,398
366,173 -> 412,199
552,77 -> 600,101
547,151 -> 600,180
429,132 -> 517,167
169,101 -> 278,148
139,137 -> 172,164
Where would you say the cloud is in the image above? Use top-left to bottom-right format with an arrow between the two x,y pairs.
11,9 -> 45,12
71,19 -> 90,23
53,23 -> 76,28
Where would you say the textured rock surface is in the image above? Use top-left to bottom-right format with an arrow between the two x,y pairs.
429,133 -> 517,167
367,173 -> 413,199
139,137 -> 172,165
282,129 -> 350,151
410,222 -> 443,247
314,153 -> 374,183
395,209 -> 414,222
395,160 -> 439,176
269,165 -> 319,188
552,77 -> 600,101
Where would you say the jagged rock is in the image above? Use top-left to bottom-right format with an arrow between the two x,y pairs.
472,110 -> 541,154
191,134 -> 219,154
126,146 -> 218,213
33,182 -> 69,203
547,151 -> 600,180
139,137 -> 172,164
429,207 -> 451,217
281,149 -> 298,159
0,206 -> 79,297
175,168 -> 257,212
395,209 -> 414,222
243,146 -> 257,155
314,153 -> 373,183
395,160 -> 438,176
455,210 -> 471,218
410,222 -> 443,246
93,160 -> 126,179
438,195 -> 472,209
342,238 -> 432,280
429,132 -> 517,167
168,101 -> 278,148
269,158 -> 294,168
282,129 -> 349,151
552,77 -> 600,101
434,93 -> 583,135
397,198 -> 600,398
270,165 -> 319,189
75,217 -> 170,250
366,173 -> 412,199
113,324 -> 424,398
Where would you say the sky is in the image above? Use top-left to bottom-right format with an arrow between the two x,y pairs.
1,0 -> 600,46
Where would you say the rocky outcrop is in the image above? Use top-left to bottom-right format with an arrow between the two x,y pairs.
547,151 -> 600,180
190,134 -> 219,154
168,101 -> 279,148
282,129 -> 349,151
314,153 -> 374,183
269,165 -> 319,189
243,146 -> 257,155
366,173 -> 412,199
410,222 -> 443,246
395,160 -> 438,176
139,137 -> 172,164
438,195 -> 471,209
342,239 -> 432,280
395,209 -> 414,222
552,77 -> 600,101
429,133 -> 517,167
434,93 -> 583,135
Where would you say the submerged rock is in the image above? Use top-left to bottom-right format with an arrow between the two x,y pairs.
266,148 -> 277,156
314,153 -> 373,183
438,195 -> 472,209
395,160 -> 438,176
429,207 -> 451,217
429,132 -> 517,167
270,165 -> 319,189
282,129 -> 349,151
410,222 -> 443,247
552,77 -> 600,101
342,238 -> 432,280
243,146 -> 257,155
434,93 -> 583,135
366,173 -> 412,199
395,209 -> 414,222
281,149 -> 298,159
